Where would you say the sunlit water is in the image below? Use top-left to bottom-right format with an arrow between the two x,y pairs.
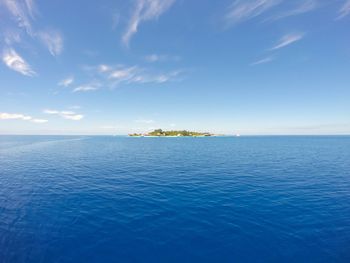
0,136 -> 349,262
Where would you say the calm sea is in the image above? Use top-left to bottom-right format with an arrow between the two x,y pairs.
0,136 -> 349,262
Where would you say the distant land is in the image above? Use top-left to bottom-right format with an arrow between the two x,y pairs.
129,129 -> 214,137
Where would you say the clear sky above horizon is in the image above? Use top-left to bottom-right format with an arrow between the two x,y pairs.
1,0 -> 349,135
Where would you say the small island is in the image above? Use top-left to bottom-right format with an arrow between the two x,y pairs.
129,129 -> 214,137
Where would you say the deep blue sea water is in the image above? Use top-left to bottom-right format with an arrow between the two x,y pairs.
0,136 -> 350,263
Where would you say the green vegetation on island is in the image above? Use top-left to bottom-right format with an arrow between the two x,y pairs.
129,129 -> 213,137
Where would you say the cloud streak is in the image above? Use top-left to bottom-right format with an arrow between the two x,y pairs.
1,0 -> 64,58
338,0 -> 350,19
271,33 -> 304,50
269,0 -> 318,21
122,0 -> 176,46
0,0 -> 35,35
58,76 -> 74,87
73,82 -> 100,93
98,64 -> 181,86
38,30 -> 63,56
3,30 -> 22,45
225,0 -> 281,25
2,48 -> 36,76
144,54 -> 180,62
0,112 -> 47,123
24,0 -> 36,18
251,56 -> 274,65
44,109 -> 84,120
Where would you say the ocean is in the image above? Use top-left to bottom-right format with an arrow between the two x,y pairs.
0,136 -> 349,262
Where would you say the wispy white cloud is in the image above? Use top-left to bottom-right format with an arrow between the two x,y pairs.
73,82 -> 100,93
77,63 -> 183,91
0,112 -> 31,121
58,76 -> 74,87
122,0 -> 176,46
2,48 -> 36,76
3,29 -> 22,45
0,112 -> 47,123
251,56 -> 274,65
271,32 -> 304,50
135,71 -> 180,83
144,54 -> 181,62
1,0 -> 64,58
31,118 -> 48,123
338,0 -> 350,19
225,0 -> 281,26
24,0 -> 36,18
43,110 -> 58,114
1,0 -> 64,81
269,0 -> 318,21
0,0 -> 35,35
37,30 -> 63,56
98,64 -> 111,72
73,86 -> 98,93
109,66 -> 138,81
98,64 -> 181,86
43,109 -> 84,121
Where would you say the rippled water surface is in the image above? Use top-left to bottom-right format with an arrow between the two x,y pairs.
1,136 -> 350,262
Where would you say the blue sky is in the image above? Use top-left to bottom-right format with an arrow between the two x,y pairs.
0,0 -> 349,135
